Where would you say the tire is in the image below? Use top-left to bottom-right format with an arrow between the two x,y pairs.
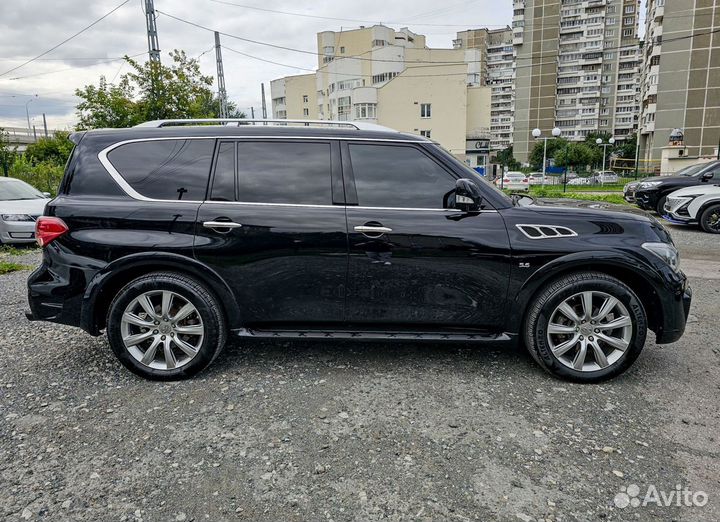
106,272 -> 227,380
699,203 -> 720,234
655,195 -> 667,215
524,272 -> 647,383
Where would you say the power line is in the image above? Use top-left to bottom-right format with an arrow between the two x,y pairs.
0,0 -> 131,78
207,0 -> 509,28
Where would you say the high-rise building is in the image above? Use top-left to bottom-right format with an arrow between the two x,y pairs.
639,0 -> 720,163
271,25 -> 493,166
512,0 -> 642,163
454,27 -> 515,151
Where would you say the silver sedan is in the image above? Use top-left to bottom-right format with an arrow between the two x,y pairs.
0,177 -> 50,245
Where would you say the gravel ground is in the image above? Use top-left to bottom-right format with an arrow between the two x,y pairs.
1,225 -> 718,522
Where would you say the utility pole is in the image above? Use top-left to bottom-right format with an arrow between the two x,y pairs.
42,113 -> 48,138
261,83 -> 268,119
144,0 -> 161,64
214,32 -> 229,119
250,107 -> 255,119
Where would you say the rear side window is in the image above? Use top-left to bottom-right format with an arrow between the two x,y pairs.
107,139 -> 215,200
348,143 -> 456,208
231,141 -> 332,205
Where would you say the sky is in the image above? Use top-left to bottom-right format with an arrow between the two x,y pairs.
0,0 -> 644,131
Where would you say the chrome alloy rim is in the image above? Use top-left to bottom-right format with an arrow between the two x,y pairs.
707,209 -> 720,232
120,290 -> 204,371
547,291 -> 632,372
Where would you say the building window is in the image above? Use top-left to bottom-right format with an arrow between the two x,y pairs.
354,103 -> 377,119
420,103 -> 432,118
303,108 -> 309,116
302,95 -> 308,103
420,130 -> 431,138
340,46 -> 345,53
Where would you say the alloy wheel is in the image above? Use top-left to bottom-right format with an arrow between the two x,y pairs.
120,290 -> 204,371
547,291 -> 632,372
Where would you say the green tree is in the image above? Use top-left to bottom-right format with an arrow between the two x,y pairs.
528,138 -> 569,171
0,128 -> 18,177
492,146 -> 521,170
24,131 -> 73,167
75,50 -> 244,129
554,142 -> 595,172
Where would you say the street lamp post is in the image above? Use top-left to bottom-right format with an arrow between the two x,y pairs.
532,127 -> 562,187
25,96 -> 38,135
596,137 -> 616,186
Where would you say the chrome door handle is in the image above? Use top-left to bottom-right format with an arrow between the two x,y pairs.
354,225 -> 392,234
203,221 -> 243,229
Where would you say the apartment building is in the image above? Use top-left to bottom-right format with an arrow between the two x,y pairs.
454,27 -> 515,151
639,0 -> 720,162
270,25 -> 492,164
512,0 -> 642,162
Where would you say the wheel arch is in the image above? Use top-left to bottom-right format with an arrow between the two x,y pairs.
510,252 -> 664,336
81,253 -> 241,335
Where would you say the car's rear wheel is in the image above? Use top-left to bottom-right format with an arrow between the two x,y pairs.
524,272 -> 647,383
107,272 -> 226,380
699,204 -> 720,234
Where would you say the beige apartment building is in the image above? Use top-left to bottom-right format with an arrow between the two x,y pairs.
270,25 -> 492,165
454,27 -> 515,151
640,0 -> 720,163
512,0 -> 642,163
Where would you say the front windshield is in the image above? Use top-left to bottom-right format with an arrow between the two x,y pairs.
430,143 -> 513,204
676,163 -> 708,177
0,179 -> 45,201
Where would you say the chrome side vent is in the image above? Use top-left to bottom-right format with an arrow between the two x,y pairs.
516,224 -> 578,240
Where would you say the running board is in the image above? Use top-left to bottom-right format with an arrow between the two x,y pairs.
234,328 -> 510,342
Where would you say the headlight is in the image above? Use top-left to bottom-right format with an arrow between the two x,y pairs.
1,214 -> 34,222
639,181 -> 662,189
642,242 -> 680,272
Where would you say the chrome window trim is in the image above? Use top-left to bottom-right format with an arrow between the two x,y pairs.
97,136 -> 499,214
98,136 -> 426,203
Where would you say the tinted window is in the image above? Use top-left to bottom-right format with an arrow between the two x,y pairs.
108,139 -> 214,200
236,141 -> 331,204
348,144 -> 455,208
211,142 -> 235,201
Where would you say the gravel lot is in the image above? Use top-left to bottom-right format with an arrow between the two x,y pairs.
1,224 -> 718,522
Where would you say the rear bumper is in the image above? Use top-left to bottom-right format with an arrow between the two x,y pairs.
654,279 -> 692,344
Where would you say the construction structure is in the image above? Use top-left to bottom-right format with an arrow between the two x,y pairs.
639,0 -> 720,163
214,32 -> 228,119
511,0 -> 642,162
270,25 -> 492,166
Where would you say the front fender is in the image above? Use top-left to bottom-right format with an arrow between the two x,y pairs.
80,252 -> 242,335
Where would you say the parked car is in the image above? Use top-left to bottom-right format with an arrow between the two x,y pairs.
495,171 -> 530,191
567,176 -> 592,186
0,177 -> 50,245
664,183 -> 720,233
624,160 -> 720,214
593,171 -> 619,184
27,119 -> 691,383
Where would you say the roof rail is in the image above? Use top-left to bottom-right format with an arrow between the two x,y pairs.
134,118 -> 396,132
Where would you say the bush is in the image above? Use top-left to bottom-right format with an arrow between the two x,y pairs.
9,157 -> 64,196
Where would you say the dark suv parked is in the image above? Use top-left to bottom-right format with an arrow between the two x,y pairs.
27,120 -> 691,382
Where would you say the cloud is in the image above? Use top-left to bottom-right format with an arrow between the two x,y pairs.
0,0 -> 511,129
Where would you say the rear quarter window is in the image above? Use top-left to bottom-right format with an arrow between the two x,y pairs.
106,139 -> 215,200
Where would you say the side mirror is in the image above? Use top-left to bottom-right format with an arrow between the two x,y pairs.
42,192 -> 51,198
701,172 -> 715,181
454,178 -> 483,212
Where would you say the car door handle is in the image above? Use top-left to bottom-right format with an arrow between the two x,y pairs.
354,225 -> 393,234
203,221 -> 243,229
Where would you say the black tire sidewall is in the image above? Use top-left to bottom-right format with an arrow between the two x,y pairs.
700,204 -> 720,234
107,274 -> 224,380
530,277 -> 647,382
656,195 -> 667,215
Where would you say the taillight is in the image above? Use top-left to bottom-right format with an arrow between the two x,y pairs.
522,178 -> 528,183
35,217 -> 69,247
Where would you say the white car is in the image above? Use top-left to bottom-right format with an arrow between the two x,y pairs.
567,176 -> 592,186
664,183 -> 720,233
594,170 -> 619,184
494,171 -> 529,191
0,178 -> 50,244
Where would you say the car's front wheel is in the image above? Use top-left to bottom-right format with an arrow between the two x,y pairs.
524,272 -> 647,383
699,203 -> 720,234
106,272 -> 227,380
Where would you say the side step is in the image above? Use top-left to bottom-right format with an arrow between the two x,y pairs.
235,328 -> 510,342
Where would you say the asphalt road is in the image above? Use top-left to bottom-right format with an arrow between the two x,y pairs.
1,224 -> 718,522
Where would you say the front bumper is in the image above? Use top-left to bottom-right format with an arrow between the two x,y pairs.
0,220 -> 36,244
654,279 -> 692,344
633,189 -> 659,211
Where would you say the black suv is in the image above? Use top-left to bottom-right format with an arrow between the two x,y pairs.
27,120 -> 691,383
624,160 -> 720,214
